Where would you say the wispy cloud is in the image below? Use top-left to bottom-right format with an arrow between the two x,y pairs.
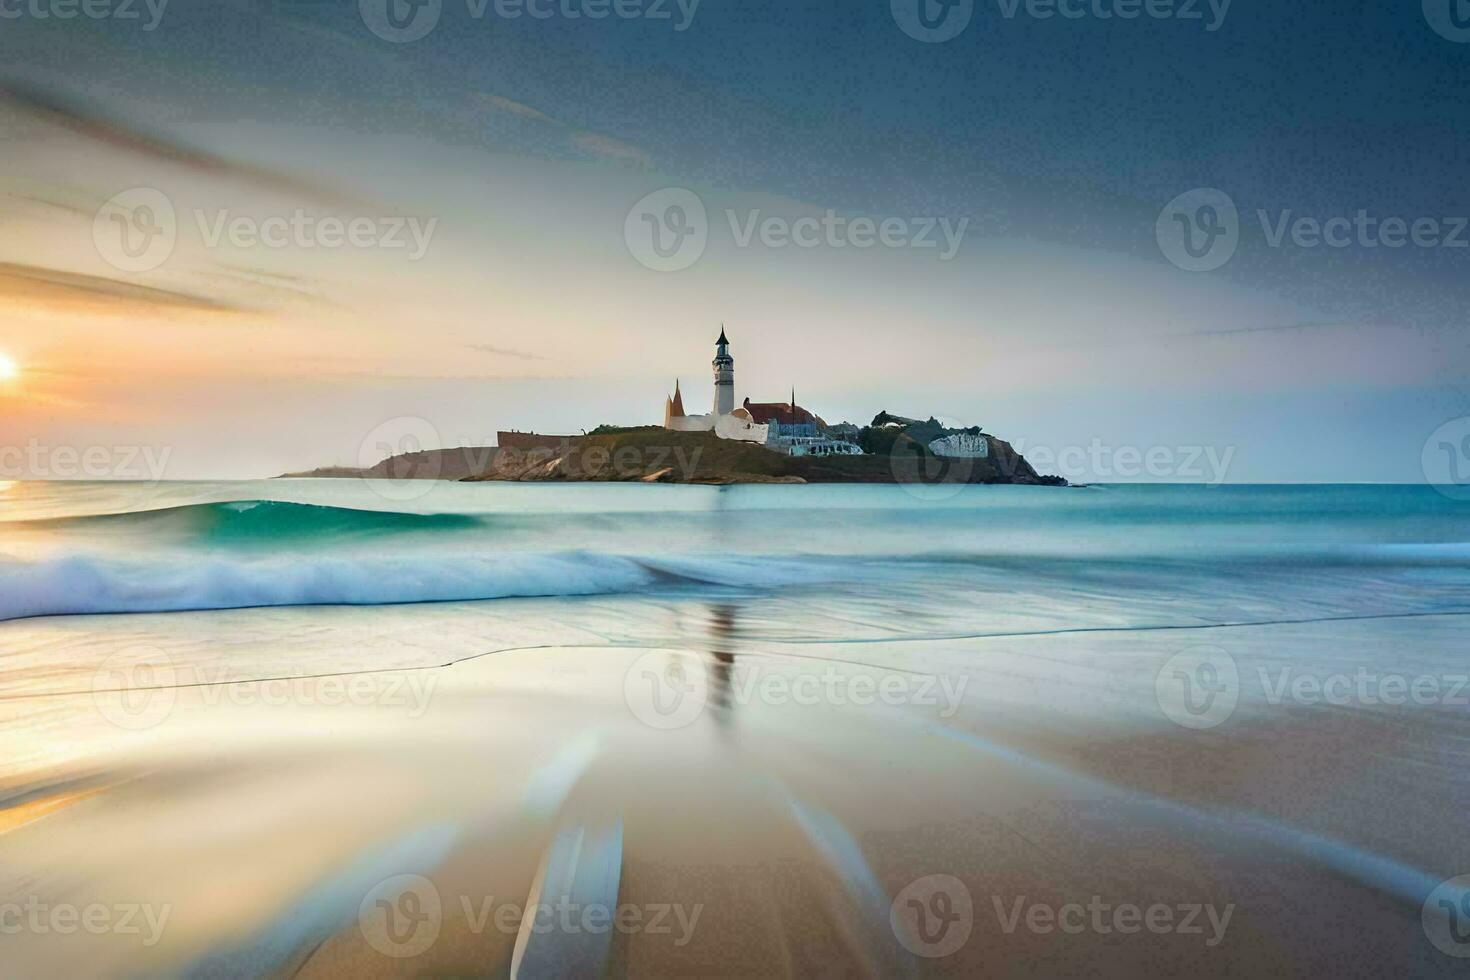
0,262 -> 246,315
570,132 -> 652,169
0,188 -> 91,220
464,343 -> 548,361
0,80 -> 361,207
475,93 -> 557,124
200,262 -> 334,307
476,90 -> 652,169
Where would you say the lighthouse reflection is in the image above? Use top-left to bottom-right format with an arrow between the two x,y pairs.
705,602 -> 738,728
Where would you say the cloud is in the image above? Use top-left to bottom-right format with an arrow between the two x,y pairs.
476,90 -> 652,169
1161,321 -> 1355,340
464,343 -> 548,361
0,80 -> 362,207
0,189 -> 91,220
0,262 -> 247,315
476,93 -> 558,124
200,262 -> 334,307
570,132 -> 652,169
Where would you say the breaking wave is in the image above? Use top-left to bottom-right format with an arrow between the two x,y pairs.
0,550 -> 853,622
28,499 -> 483,542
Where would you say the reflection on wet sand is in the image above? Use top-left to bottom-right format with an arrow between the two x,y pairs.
705,602 -> 737,723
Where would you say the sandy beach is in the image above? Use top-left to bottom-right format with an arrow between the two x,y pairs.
4,591 -> 1468,975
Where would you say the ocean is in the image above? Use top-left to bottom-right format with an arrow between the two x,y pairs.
2,480 -> 1468,976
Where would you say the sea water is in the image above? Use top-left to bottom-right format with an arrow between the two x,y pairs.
1,480 -> 1468,975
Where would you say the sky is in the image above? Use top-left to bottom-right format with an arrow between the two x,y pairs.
0,0 -> 1467,481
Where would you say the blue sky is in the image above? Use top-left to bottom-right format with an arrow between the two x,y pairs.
0,0 -> 1466,480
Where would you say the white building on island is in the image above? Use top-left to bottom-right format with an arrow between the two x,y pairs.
663,328 -> 862,456
663,327 -> 772,445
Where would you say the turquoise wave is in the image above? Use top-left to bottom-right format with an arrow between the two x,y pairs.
28,499 -> 483,544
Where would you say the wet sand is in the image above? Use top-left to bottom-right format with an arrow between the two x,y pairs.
2,602 -> 1467,977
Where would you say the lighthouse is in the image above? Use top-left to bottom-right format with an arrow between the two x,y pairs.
712,326 -> 735,416
661,326 -> 771,447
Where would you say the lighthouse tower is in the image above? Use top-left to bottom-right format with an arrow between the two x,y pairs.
712,326 -> 735,416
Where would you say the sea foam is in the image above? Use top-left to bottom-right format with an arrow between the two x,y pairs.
0,550 -> 856,622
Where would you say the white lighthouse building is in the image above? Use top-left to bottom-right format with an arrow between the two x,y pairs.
663,328 -> 770,445
712,326 -> 735,416
662,327 -> 863,456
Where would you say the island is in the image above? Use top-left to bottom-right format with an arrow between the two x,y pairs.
283,329 -> 1065,486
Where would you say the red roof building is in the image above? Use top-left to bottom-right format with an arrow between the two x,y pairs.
741,392 -> 823,428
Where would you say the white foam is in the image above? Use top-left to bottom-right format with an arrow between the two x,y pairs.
0,552 -> 657,621
0,551 -> 861,621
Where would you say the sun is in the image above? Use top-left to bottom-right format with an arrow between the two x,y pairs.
0,353 -> 17,382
